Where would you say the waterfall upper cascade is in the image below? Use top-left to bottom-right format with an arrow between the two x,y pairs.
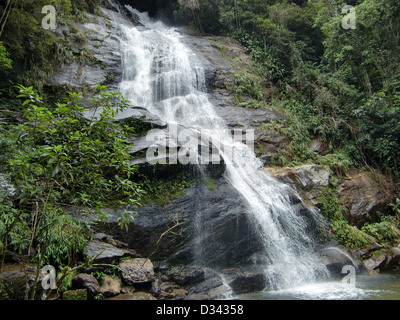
117,7 -> 331,291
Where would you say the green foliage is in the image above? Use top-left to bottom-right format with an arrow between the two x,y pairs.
0,42 -> 12,71
0,280 -> 10,300
233,71 -> 267,108
360,209 -> 400,246
0,84 -> 143,274
37,208 -> 92,267
317,187 -> 375,248
314,0 -> 400,178
318,187 -> 344,222
361,220 -> 398,246
10,84 -> 142,210
390,197 -> 400,217
0,192 -> 30,255
317,187 -> 400,248
261,98 -> 325,166
203,177 -> 216,191
174,0 -> 223,34
330,219 -> 375,249
355,92 -> 400,177
139,171 -> 195,205
317,147 -> 356,177
0,121 -> 14,167
1,5 -> 59,92
232,28 -> 289,82
0,0 -> 101,95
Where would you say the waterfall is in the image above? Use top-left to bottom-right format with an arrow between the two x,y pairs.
117,8 -> 330,291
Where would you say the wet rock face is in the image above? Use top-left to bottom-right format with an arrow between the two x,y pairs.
183,36 -> 286,165
49,5 -> 287,169
263,164 -> 332,223
318,246 -> 367,278
50,7 -> 131,91
90,178 -> 262,268
223,268 -> 267,295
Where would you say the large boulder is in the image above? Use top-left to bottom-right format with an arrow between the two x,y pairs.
319,246 -> 367,278
85,240 -> 139,263
0,265 -> 28,300
339,172 -> 396,227
264,164 -> 331,191
187,269 -> 227,300
164,266 -> 205,286
223,268 -> 267,295
385,247 -> 400,270
72,272 -> 121,298
0,264 -> 47,300
119,258 -> 155,285
264,164 -> 331,210
100,275 -> 122,297
159,282 -> 189,300
363,254 -> 388,273
72,273 -> 101,297
363,246 -> 400,272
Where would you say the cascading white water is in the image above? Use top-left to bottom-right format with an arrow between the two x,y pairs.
118,7 -> 330,290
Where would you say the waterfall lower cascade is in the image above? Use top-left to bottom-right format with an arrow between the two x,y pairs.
118,8 -> 331,292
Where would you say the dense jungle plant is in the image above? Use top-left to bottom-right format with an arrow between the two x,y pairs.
0,84 -> 143,279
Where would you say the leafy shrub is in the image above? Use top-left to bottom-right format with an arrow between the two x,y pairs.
331,219 -> 375,249
10,84 -> 143,210
0,84 -> 143,272
318,187 -> 374,248
0,192 -> 30,256
361,216 -> 400,246
37,208 -> 92,267
318,188 -> 344,222
318,187 -> 400,248
0,42 -> 12,71
356,93 -> 400,178
234,72 -> 265,104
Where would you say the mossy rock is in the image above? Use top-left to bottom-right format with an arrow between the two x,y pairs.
63,289 -> 88,300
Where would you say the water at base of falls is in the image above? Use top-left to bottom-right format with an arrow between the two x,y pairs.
239,271 -> 400,300
117,7 -> 331,292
